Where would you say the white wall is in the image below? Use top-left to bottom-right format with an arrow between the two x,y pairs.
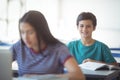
0,0 -> 120,47
26,0 -> 59,36
57,0 -> 120,47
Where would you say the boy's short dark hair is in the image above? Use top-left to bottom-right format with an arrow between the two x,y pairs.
76,12 -> 97,28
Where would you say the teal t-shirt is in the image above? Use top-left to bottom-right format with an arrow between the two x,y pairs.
67,39 -> 116,64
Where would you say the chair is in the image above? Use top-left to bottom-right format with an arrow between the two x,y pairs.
110,48 -> 120,63
110,48 -> 120,80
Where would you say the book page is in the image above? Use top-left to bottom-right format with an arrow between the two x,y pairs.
107,65 -> 120,70
79,62 -> 107,71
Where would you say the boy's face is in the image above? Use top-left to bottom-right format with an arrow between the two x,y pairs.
77,20 -> 95,39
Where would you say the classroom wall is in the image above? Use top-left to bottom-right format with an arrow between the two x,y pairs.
0,0 -> 120,48
57,0 -> 120,48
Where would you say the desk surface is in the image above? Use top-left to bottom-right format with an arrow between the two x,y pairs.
12,63 -> 119,80
13,75 -> 68,80
82,69 -> 120,80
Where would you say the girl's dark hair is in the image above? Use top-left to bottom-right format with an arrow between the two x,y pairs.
19,10 -> 62,48
76,12 -> 97,28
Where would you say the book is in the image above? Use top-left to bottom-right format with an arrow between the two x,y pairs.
79,62 -> 120,71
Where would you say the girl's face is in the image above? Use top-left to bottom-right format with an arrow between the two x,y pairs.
20,22 -> 38,49
77,20 -> 95,39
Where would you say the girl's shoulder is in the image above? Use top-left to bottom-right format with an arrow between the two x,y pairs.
13,40 -> 21,47
11,40 -> 23,50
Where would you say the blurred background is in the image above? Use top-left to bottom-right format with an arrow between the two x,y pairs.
0,0 -> 120,48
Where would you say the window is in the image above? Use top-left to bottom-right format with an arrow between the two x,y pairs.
0,0 -> 25,42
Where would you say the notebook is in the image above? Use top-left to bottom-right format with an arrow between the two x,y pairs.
0,47 -> 12,80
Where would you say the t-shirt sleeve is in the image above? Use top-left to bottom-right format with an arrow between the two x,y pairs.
102,44 -> 117,63
67,42 -> 72,51
67,42 -> 75,56
58,45 -> 72,65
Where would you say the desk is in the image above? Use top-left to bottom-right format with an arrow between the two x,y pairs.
82,69 -> 120,80
13,75 -> 68,80
13,63 -> 120,80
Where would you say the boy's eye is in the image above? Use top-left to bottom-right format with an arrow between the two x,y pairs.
79,25 -> 84,27
80,25 -> 84,27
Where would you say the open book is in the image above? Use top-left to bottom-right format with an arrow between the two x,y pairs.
79,62 -> 120,71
